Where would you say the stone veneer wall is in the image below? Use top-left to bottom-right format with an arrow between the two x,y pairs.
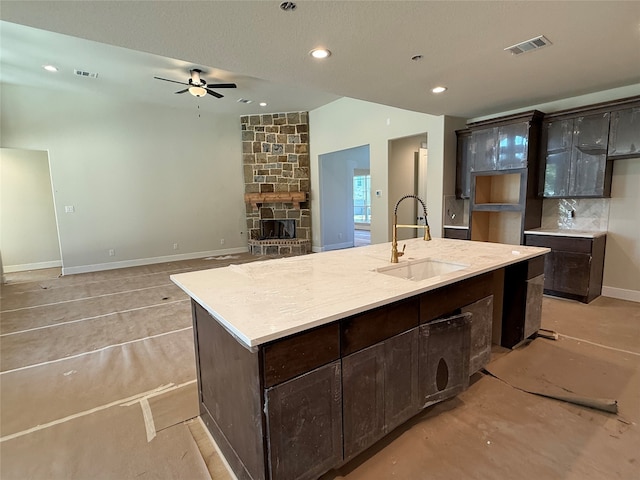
241,112 -> 311,245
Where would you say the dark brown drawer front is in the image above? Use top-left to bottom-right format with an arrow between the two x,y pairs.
420,272 -> 493,324
527,255 -> 546,279
525,234 -> 593,254
341,298 -> 419,356
263,322 -> 340,388
444,228 -> 469,240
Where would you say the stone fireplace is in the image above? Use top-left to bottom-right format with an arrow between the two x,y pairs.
242,112 -> 311,256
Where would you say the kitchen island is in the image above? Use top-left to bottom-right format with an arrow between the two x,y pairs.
171,238 -> 549,480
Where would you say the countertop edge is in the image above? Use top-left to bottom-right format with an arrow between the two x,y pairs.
171,241 -> 549,349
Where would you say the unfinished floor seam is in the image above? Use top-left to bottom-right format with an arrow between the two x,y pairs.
0,326 -> 192,375
0,381 -> 193,443
558,333 -> 640,357
0,299 -> 189,337
1,283 -> 179,313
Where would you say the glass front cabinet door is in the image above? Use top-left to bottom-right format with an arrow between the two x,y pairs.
543,113 -> 611,198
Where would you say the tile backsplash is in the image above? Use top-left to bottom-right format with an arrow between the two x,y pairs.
542,198 -> 610,231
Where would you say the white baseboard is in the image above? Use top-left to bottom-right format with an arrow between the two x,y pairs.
601,286 -> 640,303
314,242 -> 353,253
61,247 -> 248,275
4,260 -> 63,273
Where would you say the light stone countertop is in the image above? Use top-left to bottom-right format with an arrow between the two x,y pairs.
171,238 -> 549,349
524,228 -> 607,238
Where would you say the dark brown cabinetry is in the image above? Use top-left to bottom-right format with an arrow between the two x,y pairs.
540,96 -> 640,198
455,110 -> 543,201
456,129 -> 472,198
541,113 -> 612,197
266,362 -> 343,480
524,233 -> 606,303
608,106 -> 640,158
191,256 -> 545,480
342,328 -> 420,460
443,226 -> 470,240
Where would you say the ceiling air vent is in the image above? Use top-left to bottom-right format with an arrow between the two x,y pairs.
504,35 -> 551,55
74,69 -> 99,79
237,98 -> 253,104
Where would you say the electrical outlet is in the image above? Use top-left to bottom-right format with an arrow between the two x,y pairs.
173,243 -> 179,250
108,249 -> 115,256
65,205 -> 75,213
220,238 -> 225,245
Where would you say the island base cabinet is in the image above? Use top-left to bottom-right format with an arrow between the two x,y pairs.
265,361 -> 343,480
524,274 -> 544,339
461,296 -> 494,374
419,314 -> 471,408
342,328 -> 420,461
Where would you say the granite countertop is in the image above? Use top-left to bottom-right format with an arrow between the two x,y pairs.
524,228 -> 607,238
171,238 -> 549,349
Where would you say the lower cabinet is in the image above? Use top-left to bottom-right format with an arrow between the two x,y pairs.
461,295 -> 494,374
265,361 -> 343,480
342,328 -> 420,460
524,233 -> 606,303
419,313 -> 472,407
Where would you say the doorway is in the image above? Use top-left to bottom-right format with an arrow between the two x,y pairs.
0,148 -> 62,276
318,145 -> 370,251
388,134 -> 428,241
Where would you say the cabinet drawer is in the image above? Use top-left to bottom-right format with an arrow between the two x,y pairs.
444,227 -> 470,240
524,234 -> 593,254
420,272 -> 493,324
341,298 -> 419,356
263,323 -> 340,388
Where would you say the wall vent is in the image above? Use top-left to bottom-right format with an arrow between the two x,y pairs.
74,69 -> 99,79
504,35 -> 551,55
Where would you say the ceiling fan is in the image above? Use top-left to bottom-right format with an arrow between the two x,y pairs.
154,69 -> 237,98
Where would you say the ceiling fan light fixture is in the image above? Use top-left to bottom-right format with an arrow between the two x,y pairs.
189,86 -> 207,97
310,48 -> 331,59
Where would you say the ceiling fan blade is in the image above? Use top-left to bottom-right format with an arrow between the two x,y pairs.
175,89 -> 189,94
206,83 -> 237,89
206,89 -> 224,98
154,76 -> 190,86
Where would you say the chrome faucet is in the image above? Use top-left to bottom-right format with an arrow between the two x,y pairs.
391,194 -> 431,263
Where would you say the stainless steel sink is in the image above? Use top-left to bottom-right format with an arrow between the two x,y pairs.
376,258 -> 468,281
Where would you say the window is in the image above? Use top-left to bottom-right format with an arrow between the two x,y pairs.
353,174 -> 371,224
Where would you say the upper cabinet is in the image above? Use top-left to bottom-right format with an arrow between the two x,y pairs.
542,113 -> 611,198
540,96 -> 640,198
455,110 -> 544,199
608,107 -> 640,158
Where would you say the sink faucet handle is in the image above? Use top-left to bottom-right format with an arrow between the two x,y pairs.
398,244 -> 406,258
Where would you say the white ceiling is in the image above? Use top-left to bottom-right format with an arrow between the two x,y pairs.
1,1 -> 639,119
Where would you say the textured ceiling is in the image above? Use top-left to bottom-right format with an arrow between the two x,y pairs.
1,1 -> 639,118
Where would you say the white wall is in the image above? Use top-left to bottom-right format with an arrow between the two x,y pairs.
602,158 -> 640,301
1,83 -> 246,274
310,98 -> 459,249
0,148 -> 61,271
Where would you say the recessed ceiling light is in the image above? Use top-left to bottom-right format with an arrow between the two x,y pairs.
432,86 -> 447,94
43,64 -> 58,72
310,48 -> 331,59
259,102 -> 267,107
